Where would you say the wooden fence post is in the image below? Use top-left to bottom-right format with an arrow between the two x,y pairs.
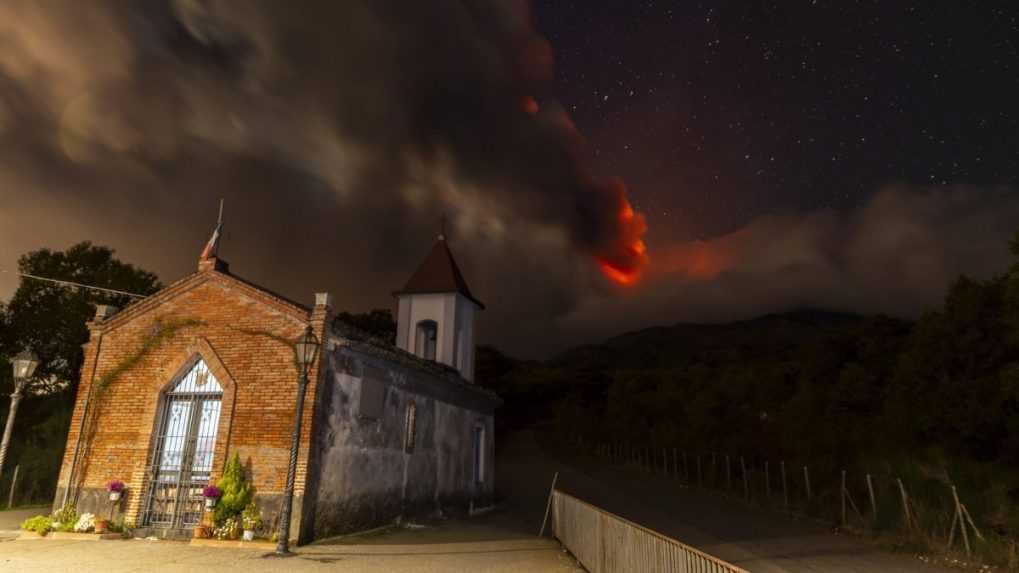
539,472 -> 559,537
896,478 -> 913,532
765,461 -> 771,500
804,466 -> 812,502
781,461 -> 788,509
6,464 -> 19,509
951,485 -> 971,557
725,455 -> 732,491
866,474 -> 877,522
663,448 -> 668,477
841,470 -> 847,526
741,456 -> 749,501
683,451 -> 689,482
673,448 -> 678,479
697,455 -> 703,487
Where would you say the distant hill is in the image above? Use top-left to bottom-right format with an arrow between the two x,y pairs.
547,309 -> 865,371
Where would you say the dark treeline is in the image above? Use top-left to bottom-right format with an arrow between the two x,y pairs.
483,230 -> 1019,467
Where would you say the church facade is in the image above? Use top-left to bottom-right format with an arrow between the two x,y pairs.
53,231 -> 500,543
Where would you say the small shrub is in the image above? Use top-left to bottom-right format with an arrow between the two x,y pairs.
21,516 -> 53,535
213,453 -> 253,524
242,501 -> 262,530
52,504 -> 76,529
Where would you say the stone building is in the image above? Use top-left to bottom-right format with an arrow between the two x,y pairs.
53,228 -> 500,543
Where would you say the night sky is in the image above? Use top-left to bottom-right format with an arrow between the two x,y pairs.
2,2 -> 1019,357
534,2 -> 1019,244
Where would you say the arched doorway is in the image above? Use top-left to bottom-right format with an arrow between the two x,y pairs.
141,358 -> 224,528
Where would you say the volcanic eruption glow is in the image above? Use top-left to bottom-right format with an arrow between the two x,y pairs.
596,196 -> 649,286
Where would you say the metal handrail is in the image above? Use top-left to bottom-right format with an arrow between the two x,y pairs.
551,489 -> 750,573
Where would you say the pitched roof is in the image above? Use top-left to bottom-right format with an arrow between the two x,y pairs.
394,237 -> 484,309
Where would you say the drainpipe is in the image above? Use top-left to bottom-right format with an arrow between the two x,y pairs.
61,312 -> 110,508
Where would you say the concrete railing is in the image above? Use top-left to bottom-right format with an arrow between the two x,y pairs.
551,490 -> 749,573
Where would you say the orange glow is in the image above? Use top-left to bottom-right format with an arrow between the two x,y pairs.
521,96 -> 540,115
596,195 -> 649,287
597,257 -> 641,286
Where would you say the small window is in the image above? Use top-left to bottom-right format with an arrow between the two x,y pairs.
415,320 -> 438,361
404,402 -> 417,453
472,424 -> 485,484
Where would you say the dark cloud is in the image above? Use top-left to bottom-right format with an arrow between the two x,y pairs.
0,3 -> 1015,358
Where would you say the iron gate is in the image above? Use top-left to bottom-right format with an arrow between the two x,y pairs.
142,359 -> 223,529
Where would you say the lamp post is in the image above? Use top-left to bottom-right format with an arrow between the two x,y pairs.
0,351 -> 39,482
275,326 -> 320,555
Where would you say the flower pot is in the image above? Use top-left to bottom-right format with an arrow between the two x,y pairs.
193,526 -> 208,539
242,530 -> 255,541
109,491 -> 122,502
94,520 -> 108,534
204,497 -> 217,509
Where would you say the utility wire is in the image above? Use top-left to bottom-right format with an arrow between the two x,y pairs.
0,269 -> 147,300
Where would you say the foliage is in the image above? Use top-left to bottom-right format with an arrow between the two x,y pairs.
20,515 -> 52,535
242,501 -> 262,530
202,485 -> 222,498
73,513 -> 95,532
213,453 -> 253,524
335,309 -> 397,345
51,504 -> 76,526
106,480 -> 125,493
476,226 -> 1019,548
0,242 -> 161,505
2,241 -> 161,395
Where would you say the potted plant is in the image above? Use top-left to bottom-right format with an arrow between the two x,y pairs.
94,518 -> 108,534
203,485 -> 222,509
107,480 -> 126,502
241,501 -> 261,541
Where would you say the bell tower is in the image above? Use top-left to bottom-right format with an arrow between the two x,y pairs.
394,229 -> 484,381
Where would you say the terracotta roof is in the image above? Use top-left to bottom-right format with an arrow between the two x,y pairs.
394,237 -> 484,309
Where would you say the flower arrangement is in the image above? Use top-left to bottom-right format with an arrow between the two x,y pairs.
203,485 -> 222,509
212,516 -> 239,540
241,501 -> 261,540
74,513 -> 96,533
107,480 -> 126,501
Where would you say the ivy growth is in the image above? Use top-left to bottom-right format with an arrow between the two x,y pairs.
92,317 -> 206,399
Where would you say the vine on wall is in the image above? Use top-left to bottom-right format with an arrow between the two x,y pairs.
71,317 -> 205,501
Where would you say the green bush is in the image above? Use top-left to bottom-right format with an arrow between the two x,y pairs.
213,453 -> 253,524
20,515 -> 53,535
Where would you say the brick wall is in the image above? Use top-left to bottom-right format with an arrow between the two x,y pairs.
55,264 -> 329,534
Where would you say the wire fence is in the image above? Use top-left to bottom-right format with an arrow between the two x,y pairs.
551,489 -> 749,573
585,442 -> 1019,568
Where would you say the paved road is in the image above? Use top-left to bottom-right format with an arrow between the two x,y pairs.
0,507 -> 47,537
0,536 -> 581,572
508,431 -> 956,573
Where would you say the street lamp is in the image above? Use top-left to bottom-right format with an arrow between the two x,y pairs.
275,326 -> 320,555
0,351 -> 39,482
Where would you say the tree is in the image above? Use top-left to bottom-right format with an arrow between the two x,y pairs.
335,309 -> 397,345
3,242 -> 161,395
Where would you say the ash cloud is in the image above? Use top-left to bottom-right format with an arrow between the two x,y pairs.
0,0 -> 639,356
0,2 -> 1016,358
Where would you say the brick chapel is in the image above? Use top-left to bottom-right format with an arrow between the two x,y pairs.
53,222 -> 501,543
